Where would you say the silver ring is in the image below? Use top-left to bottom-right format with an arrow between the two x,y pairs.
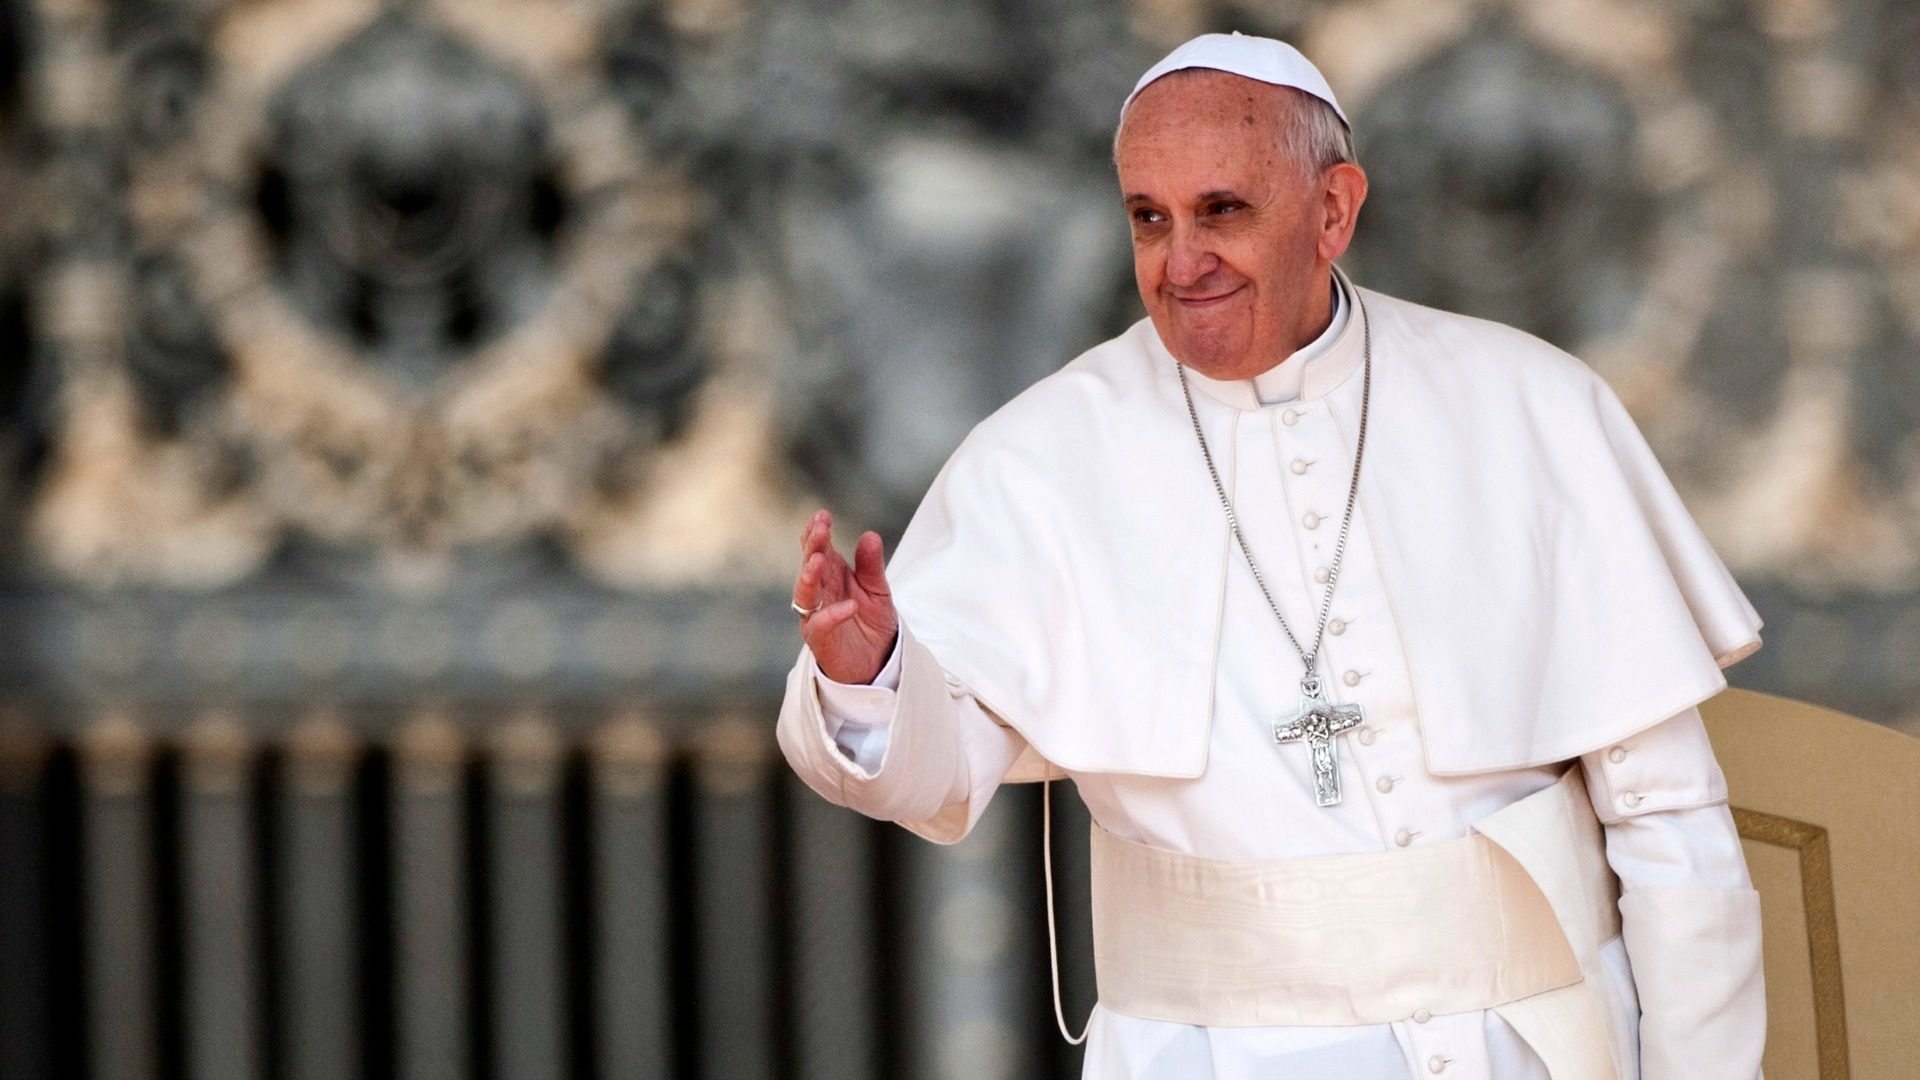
791,599 -> 820,617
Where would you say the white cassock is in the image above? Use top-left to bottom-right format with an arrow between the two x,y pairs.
777,267 -> 1768,1080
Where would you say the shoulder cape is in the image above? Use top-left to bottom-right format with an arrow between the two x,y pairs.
883,284 -> 1763,779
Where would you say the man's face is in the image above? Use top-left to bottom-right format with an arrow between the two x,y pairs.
1115,71 -> 1347,381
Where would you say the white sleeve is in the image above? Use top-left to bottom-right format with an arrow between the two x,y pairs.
1580,706 -> 1766,1080
776,618 -> 1029,844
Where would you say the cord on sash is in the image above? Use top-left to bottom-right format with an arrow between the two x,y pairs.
1043,778 -> 1091,1045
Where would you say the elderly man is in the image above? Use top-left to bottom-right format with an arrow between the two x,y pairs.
777,32 -> 1766,1080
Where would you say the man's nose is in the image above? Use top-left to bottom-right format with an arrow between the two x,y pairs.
1165,221 -> 1218,288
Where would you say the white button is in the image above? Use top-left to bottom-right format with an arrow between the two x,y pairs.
1328,618 -> 1347,635
1428,1055 -> 1452,1074
1394,828 -> 1412,847
1375,776 -> 1395,794
1343,669 -> 1363,686
1412,1008 -> 1432,1023
1622,791 -> 1644,808
1290,458 -> 1311,474
1302,512 -> 1321,529
1282,408 -> 1302,425
1313,566 -> 1330,583
1608,746 -> 1628,764
1357,727 -> 1377,746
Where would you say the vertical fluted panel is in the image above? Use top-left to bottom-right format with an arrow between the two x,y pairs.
0,725 -> 54,1080
280,711 -> 362,1080
487,713 -> 568,1080
787,772 -> 878,1080
181,713 -> 264,1080
80,715 -> 160,1080
692,717 -> 775,1080
391,712 -> 469,1080
589,715 -> 672,1080
37,703 -> 1084,1079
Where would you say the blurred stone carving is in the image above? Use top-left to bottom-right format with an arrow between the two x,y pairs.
21,0 -> 801,589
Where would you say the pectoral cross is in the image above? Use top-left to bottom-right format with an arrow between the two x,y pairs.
1274,675 -> 1365,807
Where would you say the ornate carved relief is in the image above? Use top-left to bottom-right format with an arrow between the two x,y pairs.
21,0 -> 804,589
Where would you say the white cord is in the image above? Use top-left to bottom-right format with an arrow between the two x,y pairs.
1043,779 -> 1091,1045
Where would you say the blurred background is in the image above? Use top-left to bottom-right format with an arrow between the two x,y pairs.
0,0 -> 1915,1078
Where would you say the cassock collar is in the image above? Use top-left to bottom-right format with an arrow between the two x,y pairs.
1155,263 -> 1364,411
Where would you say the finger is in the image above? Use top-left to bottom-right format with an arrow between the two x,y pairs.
794,550 -> 822,609
851,531 -> 891,598
806,597 -> 861,637
801,510 -> 833,559
806,545 -> 852,607
802,546 -> 847,597
817,535 -> 855,595
802,507 -> 833,549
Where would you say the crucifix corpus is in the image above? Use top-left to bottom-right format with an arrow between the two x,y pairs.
1274,675 -> 1365,806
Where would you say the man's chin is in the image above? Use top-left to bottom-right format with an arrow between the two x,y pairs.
1165,329 -> 1253,380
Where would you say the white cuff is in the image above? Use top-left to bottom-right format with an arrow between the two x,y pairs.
1581,705 -> 1729,824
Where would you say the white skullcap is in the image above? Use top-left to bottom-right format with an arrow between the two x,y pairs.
1119,31 -> 1350,130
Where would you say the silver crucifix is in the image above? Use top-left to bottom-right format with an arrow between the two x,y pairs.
1273,675 -> 1365,806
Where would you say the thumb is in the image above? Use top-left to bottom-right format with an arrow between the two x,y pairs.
851,530 -> 891,598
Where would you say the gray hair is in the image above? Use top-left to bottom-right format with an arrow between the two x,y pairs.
1114,75 -> 1358,185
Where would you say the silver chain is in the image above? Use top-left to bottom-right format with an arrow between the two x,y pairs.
1175,291 -> 1372,693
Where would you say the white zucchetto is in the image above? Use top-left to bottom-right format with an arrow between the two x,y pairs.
1120,31 -> 1350,130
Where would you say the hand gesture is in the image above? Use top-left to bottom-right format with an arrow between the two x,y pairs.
793,509 -> 899,684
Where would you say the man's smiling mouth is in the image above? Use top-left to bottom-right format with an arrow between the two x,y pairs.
1173,285 -> 1244,308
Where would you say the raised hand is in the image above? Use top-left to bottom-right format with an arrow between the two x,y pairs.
793,509 -> 899,684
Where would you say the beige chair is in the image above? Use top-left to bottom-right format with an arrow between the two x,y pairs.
1700,689 -> 1920,1079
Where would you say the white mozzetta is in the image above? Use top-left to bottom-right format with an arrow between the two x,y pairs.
857,267 -> 1761,780
1580,706 -> 1733,823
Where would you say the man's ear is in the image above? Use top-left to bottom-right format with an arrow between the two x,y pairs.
1318,162 -> 1368,263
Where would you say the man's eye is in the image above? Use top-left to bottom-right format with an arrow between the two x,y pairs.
1206,201 -> 1242,215
1131,209 -> 1165,225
